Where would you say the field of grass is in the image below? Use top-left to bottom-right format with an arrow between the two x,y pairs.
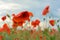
0,28 -> 60,40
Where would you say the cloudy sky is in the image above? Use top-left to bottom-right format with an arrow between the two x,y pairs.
0,0 -> 60,20
0,0 -> 60,29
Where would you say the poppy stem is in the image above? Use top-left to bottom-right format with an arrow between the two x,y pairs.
46,15 -> 47,28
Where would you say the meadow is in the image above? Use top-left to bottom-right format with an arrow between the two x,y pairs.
0,5 -> 60,40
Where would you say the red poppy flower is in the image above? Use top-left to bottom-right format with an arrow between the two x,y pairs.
42,5 -> 49,16
28,12 -> 33,17
0,28 -> 4,32
12,22 -> 18,29
0,36 -> 3,40
49,20 -> 55,26
18,21 -> 25,27
13,11 -> 33,23
12,21 -> 25,28
35,19 -> 40,25
40,35 -> 43,40
12,13 -> 15,16
13,16 -> 24,23
12,11 -> 33,27
3,23 -> 10,34
1,16 -> 6,21
31,19 -> 40,27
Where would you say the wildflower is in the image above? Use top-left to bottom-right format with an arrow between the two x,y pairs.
31,19 -> 40,27
3,23 -> 10,34
13,11 -> 33,23
0,36 -> 3,40
49,20 -> 55,26
1,16 -> 6,21
18,21 -> 25,27
0,28 -> 4,32
12,13 -> 15,16
40,35 -> 43,40
35,19 -> 40,25
42,5 -> 49,16
12,22 -> 18,29
12,11 -> 33,27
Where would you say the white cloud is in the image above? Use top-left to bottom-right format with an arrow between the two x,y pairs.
0,0 -> 30,17
0,0 -> 29,10
0,12 -> 2,15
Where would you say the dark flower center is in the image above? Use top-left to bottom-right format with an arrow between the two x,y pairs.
21,11 -> 29,18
